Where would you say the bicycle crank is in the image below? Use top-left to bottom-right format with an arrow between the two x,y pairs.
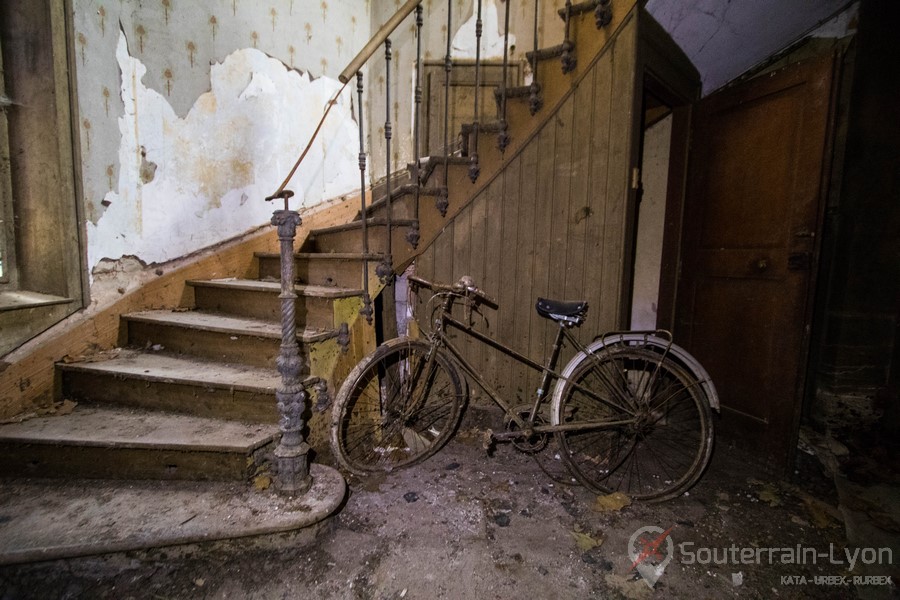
503,404 -> 550,453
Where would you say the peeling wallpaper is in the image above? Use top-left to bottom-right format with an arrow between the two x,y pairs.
85,33 -> 359,269
72,0 -> 557,277
73,0 -> 371,277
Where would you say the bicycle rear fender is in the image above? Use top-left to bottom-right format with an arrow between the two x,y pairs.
550,333 -> 720,423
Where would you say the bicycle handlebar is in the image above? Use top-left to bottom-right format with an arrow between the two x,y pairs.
408,274 -> 499,310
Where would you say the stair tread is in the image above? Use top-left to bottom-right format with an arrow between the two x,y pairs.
187,278 -> 363,298
0,405 -> 277,453
557,0 -> 601,19
311,218 -> 418,235
255,251 -> 384,261
58,348 -> 284,392
460,120 -> 506,133
501,82 -> 541,98
525,41 -> 575,62
124,310 -> 335,342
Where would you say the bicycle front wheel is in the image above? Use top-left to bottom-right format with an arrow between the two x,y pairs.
331,338 -> 465,475
552,346 -> 713,502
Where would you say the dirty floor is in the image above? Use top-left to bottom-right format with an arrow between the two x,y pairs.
1,425 -> 898,599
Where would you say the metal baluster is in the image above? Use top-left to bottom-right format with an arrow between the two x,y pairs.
529,0 -> 543,115
596,0 -> 612,29
437,0 -> 452,217
468,0 -> 483,183
356,71 -> 373,323
376,38 -> 394,283
497,0 -> 511,152
407,4 -> 423,249
561,0 -> 576,73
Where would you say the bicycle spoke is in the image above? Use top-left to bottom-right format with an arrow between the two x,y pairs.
333,340 -> 465,474
555,346 -> 713,501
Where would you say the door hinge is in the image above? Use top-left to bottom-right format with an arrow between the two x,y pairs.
631,167 -> 641,190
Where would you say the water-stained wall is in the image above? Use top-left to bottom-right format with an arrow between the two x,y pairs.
73,0 -> 371,275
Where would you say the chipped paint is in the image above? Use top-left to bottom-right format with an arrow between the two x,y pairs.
86,32 -> 361,272
451,0 -> 516,59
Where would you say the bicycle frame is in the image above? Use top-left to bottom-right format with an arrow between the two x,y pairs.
421,292 -> 638,438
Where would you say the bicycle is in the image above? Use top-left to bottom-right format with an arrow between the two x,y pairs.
331,274 -> 719,502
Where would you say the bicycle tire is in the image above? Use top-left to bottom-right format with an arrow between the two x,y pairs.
551,346 -> 714,502
331,337 -> 465,475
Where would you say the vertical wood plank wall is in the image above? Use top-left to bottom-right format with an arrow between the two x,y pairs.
414,16 -> 638,404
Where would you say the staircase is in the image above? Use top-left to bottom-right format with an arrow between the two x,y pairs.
0,0 -> 628,557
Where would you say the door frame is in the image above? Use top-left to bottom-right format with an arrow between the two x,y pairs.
676,54 -> 839,473
628,10 -> 701,331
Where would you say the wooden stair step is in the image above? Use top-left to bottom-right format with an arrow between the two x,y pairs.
460,120 -> 507,134
412,156 -> 470,186
0,405 -> 276,481
310,218 -> 418,236
306,218 -> 420,255
188,278 -> 362,328
360,184 -> 449,220
124,309 -> 335,368
59,349 -> 295,422
124,309 -> 335,340
525,41 -> 575,63
557,0 -> 602,19
496,82 -> 541,100
256,251 -> 383,287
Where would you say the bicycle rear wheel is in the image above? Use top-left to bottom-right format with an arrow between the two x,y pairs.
552,346 -> 713,502
331,338 -> 465,475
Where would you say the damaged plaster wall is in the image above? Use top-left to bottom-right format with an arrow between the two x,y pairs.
72,0 -> 370,277
86,33 -> 360,269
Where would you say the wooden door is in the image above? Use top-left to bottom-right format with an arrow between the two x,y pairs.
676,55 -> 835,471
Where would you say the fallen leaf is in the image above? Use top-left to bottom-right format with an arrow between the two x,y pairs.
593,492 -> 632,512
757,485 -> 781,507
802,497 -> 834,528
253,474 -> 272,490
571,530 -> 603,551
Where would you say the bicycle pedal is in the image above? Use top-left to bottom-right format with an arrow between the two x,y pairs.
482,428 -> 495,451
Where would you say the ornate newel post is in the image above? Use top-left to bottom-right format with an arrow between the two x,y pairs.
268,189 -> 312,495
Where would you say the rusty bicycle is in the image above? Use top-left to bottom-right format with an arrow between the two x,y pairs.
331,275 -> 719,502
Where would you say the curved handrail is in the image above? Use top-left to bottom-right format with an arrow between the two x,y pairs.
269,0 -> 423,198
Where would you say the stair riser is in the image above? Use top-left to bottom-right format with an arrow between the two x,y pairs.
310,226 -> 412,256
126,321 -> 310,369
258,257 -> 367,289
363,193 -> 417,221
0,443 -> 264,481
62,370 -> 278,422
192,287 -> 336,329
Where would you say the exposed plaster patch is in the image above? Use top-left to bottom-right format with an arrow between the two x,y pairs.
87,32 -> 361,276
451,0 -> 516,59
